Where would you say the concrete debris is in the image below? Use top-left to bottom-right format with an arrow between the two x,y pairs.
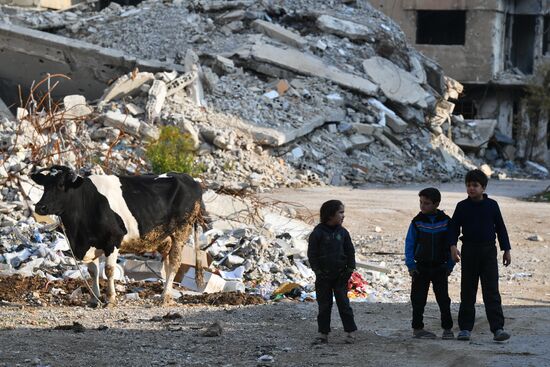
99,72 -> 155,108
252,19 -> 307,50
145,79 -> 167,123
363,56 -> 432,109
527,234 -> 544,242
453,119 -> 497,150
62,95 -> 93,119
239,42 -> 379,96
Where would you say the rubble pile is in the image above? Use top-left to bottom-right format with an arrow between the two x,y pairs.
0,189 -> 405,303
0,0 -> 545,303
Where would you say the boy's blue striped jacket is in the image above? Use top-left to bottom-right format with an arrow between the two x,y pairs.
405,210 -> 455,271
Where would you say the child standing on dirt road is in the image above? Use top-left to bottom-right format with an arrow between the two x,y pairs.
405,188 -> 455,340
307,200 -> 357,345
450,169 -> 512,342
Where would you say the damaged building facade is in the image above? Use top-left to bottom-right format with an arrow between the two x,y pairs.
372,0 -> 550,166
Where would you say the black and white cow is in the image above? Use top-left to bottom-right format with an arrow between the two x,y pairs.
31,165 -> 203,306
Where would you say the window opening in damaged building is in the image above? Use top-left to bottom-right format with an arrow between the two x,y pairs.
416,10 -> 466,45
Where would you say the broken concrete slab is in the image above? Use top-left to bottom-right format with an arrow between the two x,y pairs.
99,72 -> 155,108
102,110 -> 141,136
252,20 -> 308,50
206,106 -> 344,147
316,14 -> 376,41
0,23 -> 183,109
374,129 -> 402,156
351,122 -> 383,136
194,0 -> 253,12
387,101 -> 425,125
239,43 -> 378,96
348,134 -> 374,151
367,98 -> 408,133
363,56 -> 431,109
454,119 -> 497,150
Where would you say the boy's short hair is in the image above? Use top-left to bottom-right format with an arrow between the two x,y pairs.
320,200 -> 344,223
418,187 -> 441,204
465,169 -> 488,188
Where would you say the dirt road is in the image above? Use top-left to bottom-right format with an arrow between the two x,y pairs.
1,179 -> 549,367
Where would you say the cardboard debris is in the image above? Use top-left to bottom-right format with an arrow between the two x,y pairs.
181,267 -> 226,294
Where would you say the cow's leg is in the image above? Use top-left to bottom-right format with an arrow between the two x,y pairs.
104,247 -> 119,306
162,234 -> 182,305
86,257 -> 101,307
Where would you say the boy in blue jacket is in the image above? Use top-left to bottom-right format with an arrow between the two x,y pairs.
450,169 -> 511,342
405,188 -> 454,339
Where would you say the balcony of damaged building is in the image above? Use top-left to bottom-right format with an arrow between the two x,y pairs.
368,0 -> 550,179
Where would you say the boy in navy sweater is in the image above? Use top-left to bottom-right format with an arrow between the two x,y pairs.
450,169 -> 511,342
308,200 -> 357,344
405,188 -> 454,339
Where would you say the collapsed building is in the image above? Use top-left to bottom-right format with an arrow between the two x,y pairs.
372,0 -> 550,167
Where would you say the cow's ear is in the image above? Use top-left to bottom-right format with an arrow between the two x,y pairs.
70,175 -> 84,189
64,173 -> 83,189
31,173 -> 46,186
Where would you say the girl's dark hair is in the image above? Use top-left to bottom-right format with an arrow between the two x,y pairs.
465,169 -> 488,188
418,187 -> 441,204
320,200 -> 344,223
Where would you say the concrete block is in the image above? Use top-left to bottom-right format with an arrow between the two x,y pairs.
62,95 -> 93,119
241,43 -> 378,96
146,79 -> 167,123
252,19 -> 308,49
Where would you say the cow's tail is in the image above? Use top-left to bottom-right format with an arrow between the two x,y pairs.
193,202 -> 204,288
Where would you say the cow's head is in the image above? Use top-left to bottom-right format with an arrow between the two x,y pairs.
31,165 -> 83,216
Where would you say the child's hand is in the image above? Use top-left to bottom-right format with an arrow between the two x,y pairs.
450,245 -> 461,262
503,250 -> 511,266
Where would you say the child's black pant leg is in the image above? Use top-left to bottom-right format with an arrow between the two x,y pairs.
431,267 -> 453,330
480,246 -> 505,333
411,270 -> 430,330
458,245 -> 480,331
333,276 -> 357,332
316,278 -> 334,334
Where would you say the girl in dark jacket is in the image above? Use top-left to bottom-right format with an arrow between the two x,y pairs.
307,200 -> 357,344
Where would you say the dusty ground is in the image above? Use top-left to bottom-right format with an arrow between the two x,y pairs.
1,179 -> 549,367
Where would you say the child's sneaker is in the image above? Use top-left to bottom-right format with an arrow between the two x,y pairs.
413,328 -> 436,339
313,333 -> 328,345
442,329 -> 454,340
345,332 -> 356,344
457,330 -> 471,341
493,329 -> 511,342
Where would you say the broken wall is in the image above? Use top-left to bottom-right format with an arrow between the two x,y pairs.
371,0 -> 505,83
0,23 -> 183,109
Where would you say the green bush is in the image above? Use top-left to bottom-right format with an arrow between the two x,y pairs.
145,126 -> 202,175
524,62 -> 550,113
